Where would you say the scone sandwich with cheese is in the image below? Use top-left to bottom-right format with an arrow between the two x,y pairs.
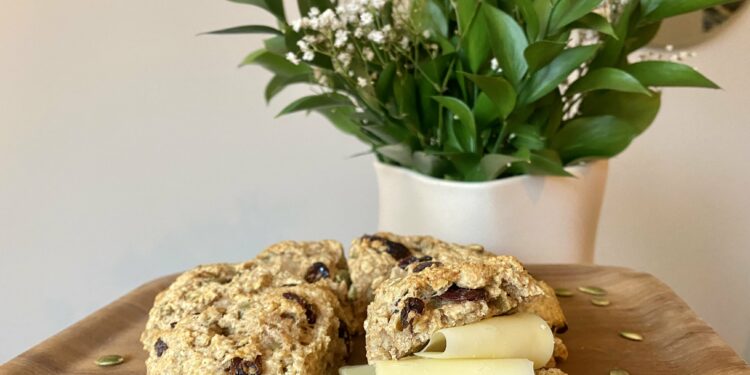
342,233 -> 569,375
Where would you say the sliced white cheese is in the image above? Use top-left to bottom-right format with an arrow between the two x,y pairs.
415,313 -> 553,369
339,364 -> 376,375
374,358 -> 534,375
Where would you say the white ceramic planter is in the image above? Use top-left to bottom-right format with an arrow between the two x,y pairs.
374,160 -> 609,264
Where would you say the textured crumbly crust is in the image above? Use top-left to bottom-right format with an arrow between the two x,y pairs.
364,257 -> 545,361
544,337 -> 570,368
348,233 -> 567,333
515,280 -> 568,333
142,240 -> 354,375
536,369 -> 568,375
348,233 -> 491,332
255,240 -> 351,306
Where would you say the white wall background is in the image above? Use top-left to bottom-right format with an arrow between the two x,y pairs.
1,0 -> 748,363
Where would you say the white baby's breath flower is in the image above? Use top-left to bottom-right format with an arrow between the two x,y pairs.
363,47 -> 375,61
368,30 -> 385,44
371,0 -> 386,9
334,29 -> 349,48
490,58 -> 499,71
303,50 -> 315,61
291,19 -> 303,32
308,7 -> 320,17
318,9 -> 339,30
400,36 -> 409,49
338,52 -> 352,67
360,12 -> 374,26
286,52 -> 300,65
422,30 -> 431,39
357,77 -> 369,87
354,27 -> 365,38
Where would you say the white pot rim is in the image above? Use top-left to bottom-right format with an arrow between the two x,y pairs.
373,159 -> 606,190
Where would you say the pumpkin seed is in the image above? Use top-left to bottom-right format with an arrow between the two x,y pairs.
610,369 -> 630,375
619,331 -> 644,341
95,354 -> 124,367
578,285 -> 607,296
591,297 -> 611,306
554,288 -> 574,297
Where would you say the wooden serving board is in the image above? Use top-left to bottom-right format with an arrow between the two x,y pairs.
2,265 -> 748,374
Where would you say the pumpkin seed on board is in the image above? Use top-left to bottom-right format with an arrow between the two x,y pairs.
619,331 -> 644,342
610,369 -> 630,375
95,354 -> 125,367
591,297 -> 611,306
578,285 -> 607,296
554,288 -> 574,297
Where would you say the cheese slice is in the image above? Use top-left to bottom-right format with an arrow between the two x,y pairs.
415,313 -> 553,369
339,364 -> 376,375
375,358 -> 534,375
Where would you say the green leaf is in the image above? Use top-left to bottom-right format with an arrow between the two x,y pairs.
480,154 -> 522,180
277,93 -> 352,117
566,68 -> 651,96
263,35 -> 288,55
456,0 -> 490,72
473,93 -> 499,130
514,0 -> 541,41
376,63 -> 397,102
551,115 -> 637,163
511,126 -> 546,151
394,74 -> 420,133
264,74 -> 310,103
413,151 -> 450,177
526,152 -> 573,176
625,61 -> 720,88
642,0 -> 742,23
378,143 -> 413,167
229,0 -> 286,21
317,106 -> 365,140
483,5 -> 529,87
462,73 -> 517,119
240,49 -> 309,77
518,44 -> 599,105
580,91 -> 661,135
548,0 -> 604,35
421,0 -> 449,38
572,13 -> 617,38
524,40 -> 566,75
201,25 -> 282,35
624,22 -> 662,53
590,0 -> 638,68
433,96 -> 477,153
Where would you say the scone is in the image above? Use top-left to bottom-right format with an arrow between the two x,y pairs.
363,256 -> 544,361
349,233 -> 567,333
348,233 -> 491,331
142,283 -> 351,374
142,240 -> 354,375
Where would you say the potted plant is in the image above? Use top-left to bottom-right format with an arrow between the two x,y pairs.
211,0 -> 729,262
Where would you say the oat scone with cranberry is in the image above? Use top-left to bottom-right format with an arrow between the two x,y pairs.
348,233 -> 491,330
142,240 -> 355,375
348,233 -> 567,334
142,283 -> 351,375
363,256 -> 544,361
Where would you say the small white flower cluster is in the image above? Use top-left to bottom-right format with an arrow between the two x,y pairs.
285,0 -> 426,90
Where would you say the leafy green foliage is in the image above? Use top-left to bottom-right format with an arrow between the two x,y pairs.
224,0 -> 723,181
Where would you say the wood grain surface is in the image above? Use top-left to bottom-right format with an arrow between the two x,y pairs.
2,265 -> 748,374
